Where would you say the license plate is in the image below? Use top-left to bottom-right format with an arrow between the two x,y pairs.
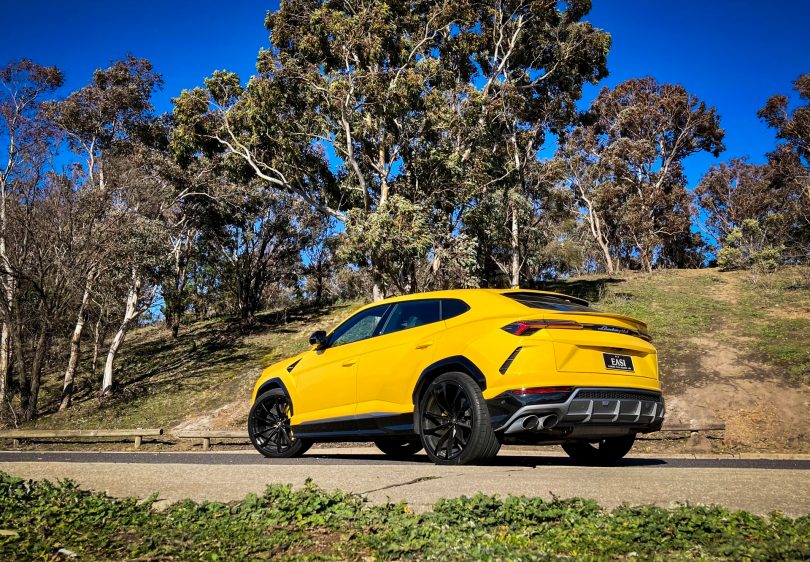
603,353 -> 634,372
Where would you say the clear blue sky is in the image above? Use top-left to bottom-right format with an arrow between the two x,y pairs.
1,0 -> 807,189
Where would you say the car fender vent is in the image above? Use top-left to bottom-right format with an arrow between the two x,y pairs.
286,359 -> 301,373
499,347 -> 523,374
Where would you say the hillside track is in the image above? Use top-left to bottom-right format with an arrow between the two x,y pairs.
1,448 -> 808,516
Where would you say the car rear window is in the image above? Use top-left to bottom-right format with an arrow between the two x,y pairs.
379,300 -> 441,335
440,298 -> 470,320
502,291 -> 599,312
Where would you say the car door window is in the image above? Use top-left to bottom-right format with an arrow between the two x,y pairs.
328,305 -> 390,348
379,300 -> 441,336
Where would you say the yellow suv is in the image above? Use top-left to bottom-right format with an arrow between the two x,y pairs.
248,289 -> 664,465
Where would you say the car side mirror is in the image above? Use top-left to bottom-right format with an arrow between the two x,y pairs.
309,330 -> 327,349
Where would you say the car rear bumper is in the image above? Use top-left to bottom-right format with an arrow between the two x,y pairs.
487,387 -> 664,435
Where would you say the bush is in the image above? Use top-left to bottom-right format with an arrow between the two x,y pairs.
718,219 -> 785,271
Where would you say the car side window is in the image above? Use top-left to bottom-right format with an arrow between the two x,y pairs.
441,298 -> 470,320
379,300 -> 441,336
328,305 -> 390,348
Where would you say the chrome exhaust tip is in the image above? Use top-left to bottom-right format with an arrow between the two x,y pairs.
504,413 -> 561,434
537,414 -> 559,429
521,415 -> 540,430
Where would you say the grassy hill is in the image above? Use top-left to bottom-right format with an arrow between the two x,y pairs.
27,267 -> 810,452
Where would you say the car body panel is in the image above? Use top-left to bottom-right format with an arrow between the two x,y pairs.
354,320 -> 445,417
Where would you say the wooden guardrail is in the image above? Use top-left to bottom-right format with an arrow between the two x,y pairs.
0,429 -> 163,449
173,430 -> 248,450
0,423 -> 726,451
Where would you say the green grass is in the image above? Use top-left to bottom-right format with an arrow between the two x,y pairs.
1,472 -> 808,561
732,269 -> 810,382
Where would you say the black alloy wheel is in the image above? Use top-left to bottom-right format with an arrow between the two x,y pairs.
419,371 -> 500,465
248,389 -> 311,458
374,439 -> 423,460
561,434 -> 636,465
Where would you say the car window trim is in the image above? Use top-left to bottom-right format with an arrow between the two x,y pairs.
372,304 -> 395,337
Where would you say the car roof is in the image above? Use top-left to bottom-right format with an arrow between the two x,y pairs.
361,288 -> 588,308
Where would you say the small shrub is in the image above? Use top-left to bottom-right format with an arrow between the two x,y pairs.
718,219 -> 786,271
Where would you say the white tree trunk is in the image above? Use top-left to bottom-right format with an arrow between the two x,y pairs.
101,322 -> 129,397
59,275 -> 93,411
101,269 -> 142,396
91,314 -> 105,377
0,322 -> 9,412
579,188 -> 616,275
510,201 -> 520,288
591,215 -> 615,275
0,193 -> 14,414
371,267 -> 384,301
372,281 -> 383,302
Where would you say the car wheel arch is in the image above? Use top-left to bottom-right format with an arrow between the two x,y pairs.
411,356 -> 487,432
255,377 -> 294,411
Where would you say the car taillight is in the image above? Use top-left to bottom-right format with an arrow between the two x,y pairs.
638,329 -> 653,342
501,319 -> 583,335
511,386 -> 573,396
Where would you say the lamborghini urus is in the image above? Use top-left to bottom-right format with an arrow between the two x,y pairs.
248,289 -> 664,465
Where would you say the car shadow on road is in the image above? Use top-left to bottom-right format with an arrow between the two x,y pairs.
303,452 -> 667,468
488,455 -> 666,468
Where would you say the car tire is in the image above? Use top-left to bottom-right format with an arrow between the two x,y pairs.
374,439 -> 423,460
561,434 -> 636,465
248,389 -> 312,458
418,371 -> 501,465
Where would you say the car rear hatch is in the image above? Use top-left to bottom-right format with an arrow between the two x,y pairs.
547,311 -> 657,379
500,291 -> 658,380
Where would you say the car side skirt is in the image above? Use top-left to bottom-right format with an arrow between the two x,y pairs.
291,412 -> 415,441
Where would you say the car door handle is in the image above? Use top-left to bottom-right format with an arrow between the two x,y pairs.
415,341 -> 433,350
342,359 -> 357,367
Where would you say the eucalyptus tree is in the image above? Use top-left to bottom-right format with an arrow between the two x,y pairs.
696,74 -> 809,268
154,155 -> 220,339
460,1 -> 609,286
696,159 -> 776,245
174,0 -> 610,296
758,73 -> 809,261
561,77 -> 724,272
301,213 -> 339,304
466,156 -> 575,285
196,178 -> 307,327
3,170 -> 95,420
47,56 -> 164,404
97,145 -> 167,396
558,134 -> 623,273
0,60 -> 63,419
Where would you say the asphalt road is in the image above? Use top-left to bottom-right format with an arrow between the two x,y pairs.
2,448 -> 809,516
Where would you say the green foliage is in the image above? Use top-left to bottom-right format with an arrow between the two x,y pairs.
341,195 -> 433,293
175,0 -> 611,293
1,473 -> 808,561
717,219 -> 785,272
